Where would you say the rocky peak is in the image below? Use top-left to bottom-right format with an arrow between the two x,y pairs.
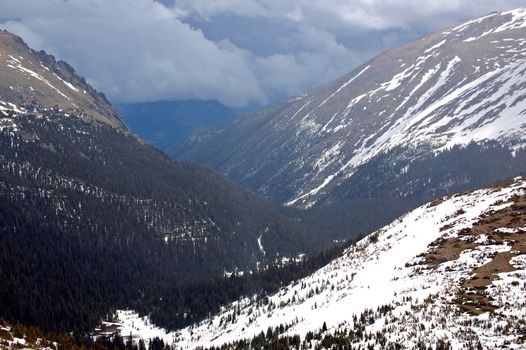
0,30 -> 123,128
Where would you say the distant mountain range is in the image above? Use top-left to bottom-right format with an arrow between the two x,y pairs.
174,9 -> 526,211
115,100 -> 257,149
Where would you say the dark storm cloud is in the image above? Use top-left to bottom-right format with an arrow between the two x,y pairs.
1,0 -> 525,106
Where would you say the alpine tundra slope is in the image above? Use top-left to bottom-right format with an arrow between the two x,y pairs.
111,177 -> 526,349
174,9 -> 526,210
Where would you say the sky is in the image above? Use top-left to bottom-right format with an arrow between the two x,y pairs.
1,0 -> 524,107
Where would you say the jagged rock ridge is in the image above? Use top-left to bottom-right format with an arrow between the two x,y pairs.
0,30 -> 122,127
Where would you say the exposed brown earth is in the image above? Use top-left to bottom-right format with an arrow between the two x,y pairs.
423,194 -> 526,315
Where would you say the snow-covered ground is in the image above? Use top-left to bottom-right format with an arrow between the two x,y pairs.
0,323 -> 55,350
110,177 -> 526,349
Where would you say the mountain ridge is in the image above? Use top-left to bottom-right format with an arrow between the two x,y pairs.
0,30 -> 122,128
116,99 -> 248,149
173,8 -> 526,209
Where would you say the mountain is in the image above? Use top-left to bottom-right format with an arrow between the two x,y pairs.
110,176 -> 526,349
0,30 -> 121,128
0,30 -> 330,335
173,9 -> 526,210
115,100 -> 254,150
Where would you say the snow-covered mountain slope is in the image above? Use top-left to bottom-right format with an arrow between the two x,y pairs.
174,9 -> 526,208
0,30 -> 122,128
112,177 -> 526,349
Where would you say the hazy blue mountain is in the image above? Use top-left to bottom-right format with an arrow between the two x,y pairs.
115,100 -> 257,150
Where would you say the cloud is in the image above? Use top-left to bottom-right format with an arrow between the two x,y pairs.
1,0 -> 525,107
1,0 -> 265,107
176,0 -> 526,32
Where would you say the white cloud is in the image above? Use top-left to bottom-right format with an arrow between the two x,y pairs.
175,0 -> 526,32
175,0 -> 268,19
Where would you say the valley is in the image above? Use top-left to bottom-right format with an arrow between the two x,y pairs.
0,5 -> 526,350
0,31 -> 337,336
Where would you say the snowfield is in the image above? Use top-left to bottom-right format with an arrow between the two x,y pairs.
111,177 -> 526,349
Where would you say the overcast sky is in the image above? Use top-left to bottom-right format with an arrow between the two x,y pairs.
1,0 -> 524,107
